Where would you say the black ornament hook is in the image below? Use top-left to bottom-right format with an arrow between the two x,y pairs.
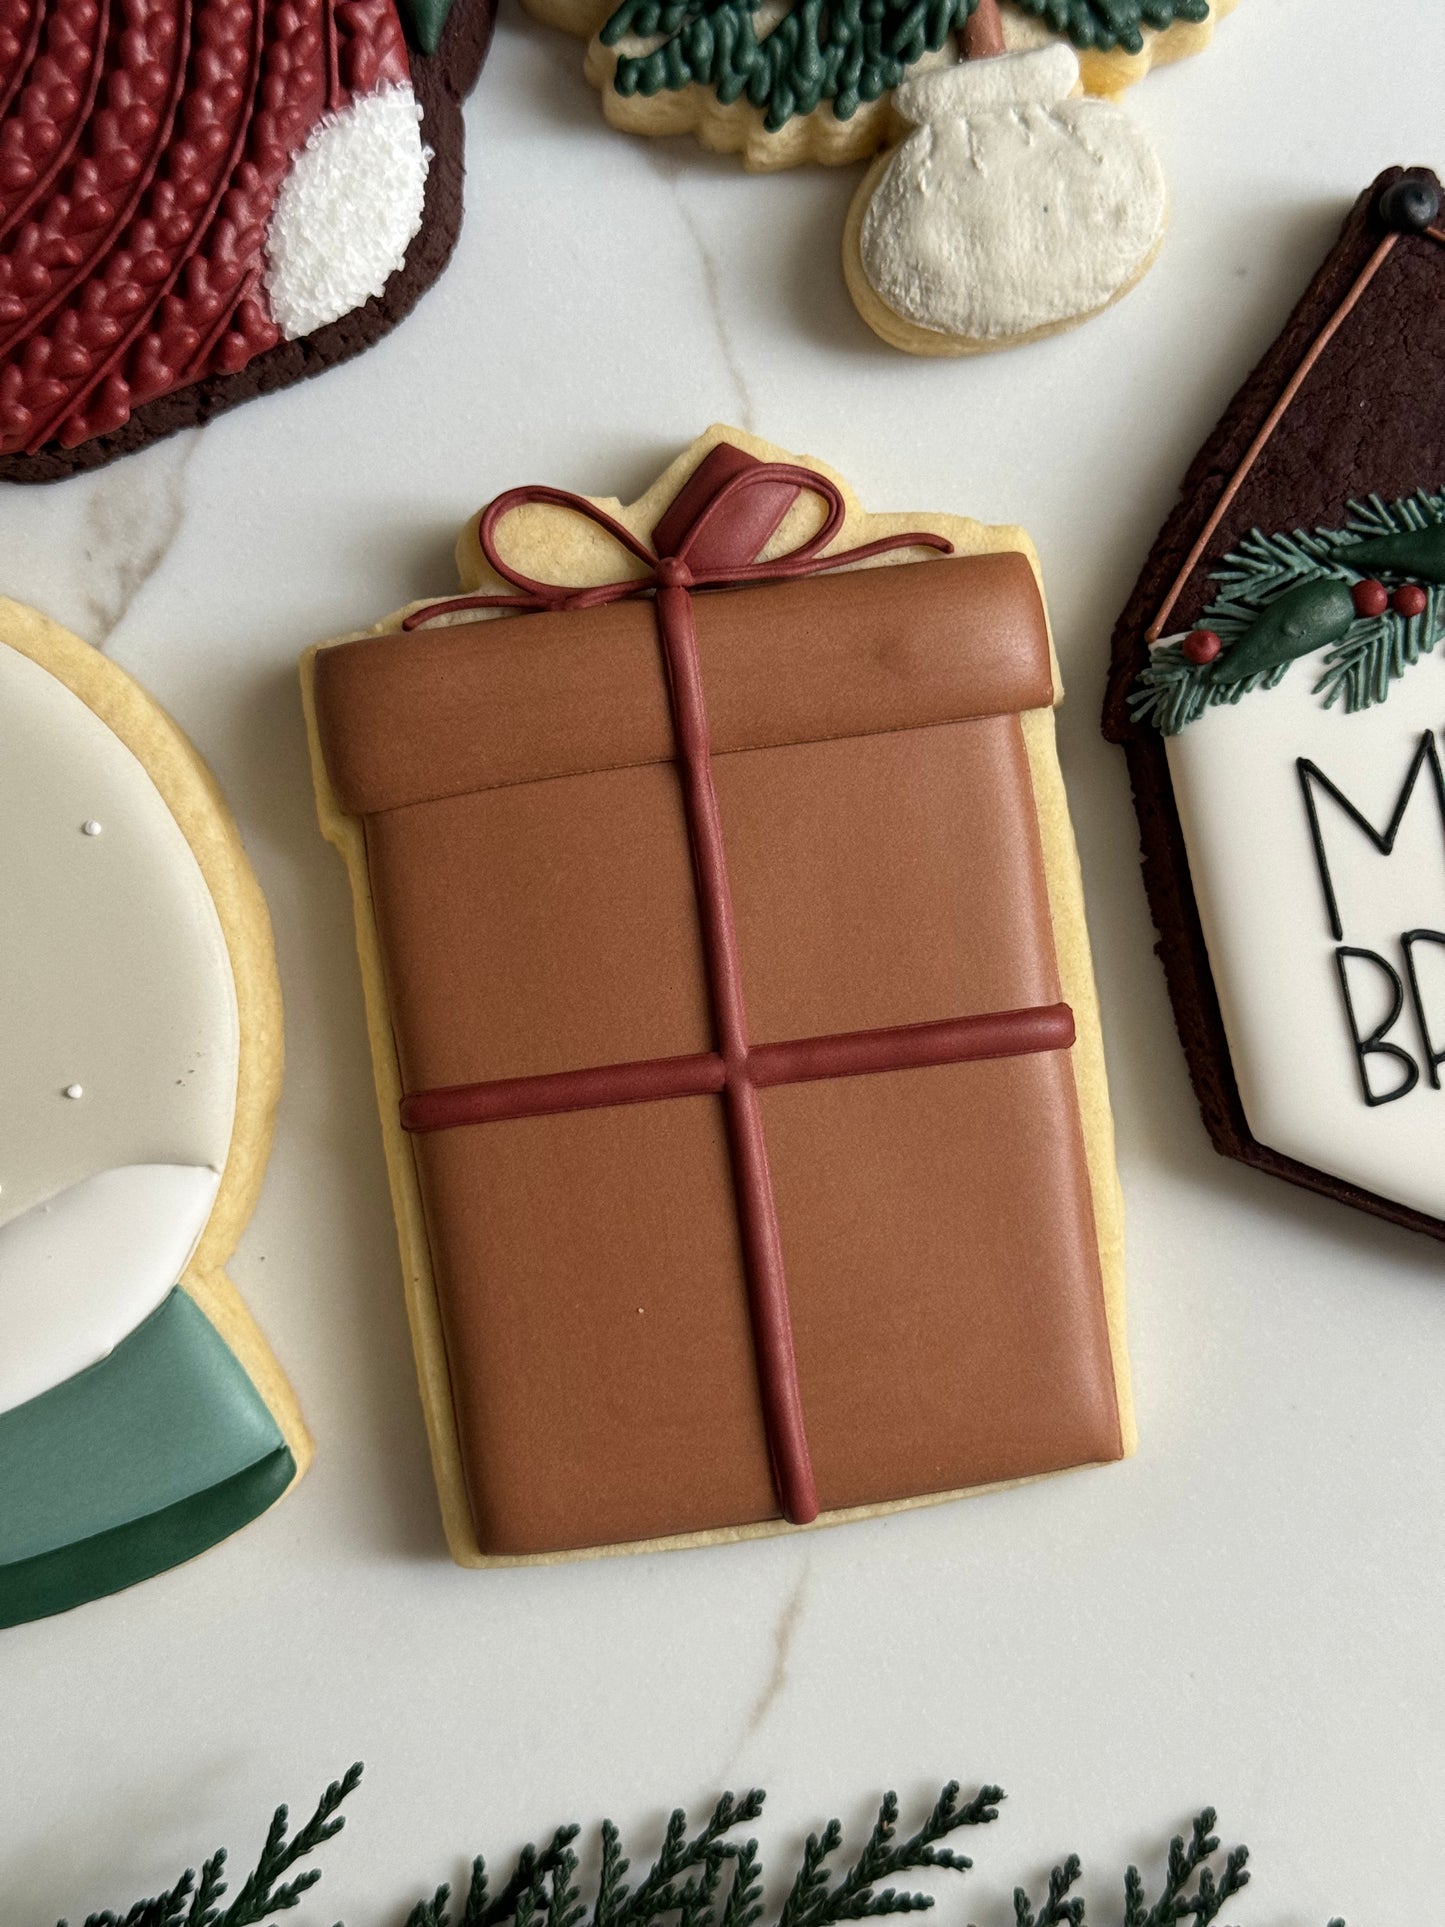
1377,171 -> 1442,234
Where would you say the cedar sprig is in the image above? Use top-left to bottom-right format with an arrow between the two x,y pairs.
59,1763 -> 363,1927
409,1784 -> 1000,1927
778,1782 -> 1001,1927
1005,1806 -> 1344,1927
54,1779 -> 1348,1927
409,1792 -> 773,1927
1130,488 -> 1445,733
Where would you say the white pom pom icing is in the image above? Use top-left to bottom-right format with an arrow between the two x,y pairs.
264,84 -> 432,342
860,48 -> 1167,345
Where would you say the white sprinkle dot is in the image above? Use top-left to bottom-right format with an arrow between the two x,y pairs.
81,820 -> 103,836
63,1084 -> 84,1100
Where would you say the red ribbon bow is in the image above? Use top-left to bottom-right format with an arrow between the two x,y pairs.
402,461 -> 954,627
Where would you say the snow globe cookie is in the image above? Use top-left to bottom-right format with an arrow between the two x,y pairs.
0,601 -> 309,1625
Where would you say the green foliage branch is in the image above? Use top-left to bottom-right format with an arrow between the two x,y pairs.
1006,0 -> 1209,56
53,1773 -> 1346,1927
1130,488 -> 1445,735
600,0 -> 978,130
597,0 -> 1215,126
59,1763 -> 362,1927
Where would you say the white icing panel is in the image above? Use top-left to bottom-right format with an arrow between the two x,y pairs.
1166,654 -> 1445,1219
0,643 -> 239,1226
0,1164 -> 221,1415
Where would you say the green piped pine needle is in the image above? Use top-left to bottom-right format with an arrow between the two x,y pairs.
1130,487 -> 1445,733
601,0 -> 978,129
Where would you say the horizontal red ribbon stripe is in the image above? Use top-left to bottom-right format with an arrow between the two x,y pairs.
401,1051 -> 727,1132
747,1004 -> 1075,1087
399,1004 -> 1076,1134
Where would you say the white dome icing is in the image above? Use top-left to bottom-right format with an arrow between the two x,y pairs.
0,1165 -> 221,1416
0,643 -> 239,1220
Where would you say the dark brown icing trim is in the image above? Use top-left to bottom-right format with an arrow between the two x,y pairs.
1103,169 -> 1445,1245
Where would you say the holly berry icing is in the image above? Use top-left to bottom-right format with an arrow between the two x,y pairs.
1352,579 -> 1389,619
1393,583 -> 1429,619
1132,490 -> 1445,735
1182,629 -> 1222,666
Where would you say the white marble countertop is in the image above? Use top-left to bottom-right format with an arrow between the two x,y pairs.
4,2 -> 1444,1921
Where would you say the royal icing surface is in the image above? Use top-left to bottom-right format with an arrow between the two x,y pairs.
0,643 -> 239,1384
0,1164 -> 220,1416
1166,653 -> 1445,1218
859,46 -> 1166,342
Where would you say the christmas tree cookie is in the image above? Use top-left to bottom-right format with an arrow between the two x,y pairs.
305,426 -> 1131,1564
524,0 -> 1231,354
1103,169 -> 1445,1242
0,0 -> 496,481
0,601 -> 309,1624
523,0 -> 1236,169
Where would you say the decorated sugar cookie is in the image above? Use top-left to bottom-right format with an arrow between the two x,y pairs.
0,602 -> 308,1624
844,7 -> 1168,356
526,0 -> 1226,354
523,0 -> 1234,170
0,0 -> 496,482
305,426 -> 1131,1565
1104,169 -> 1445,1242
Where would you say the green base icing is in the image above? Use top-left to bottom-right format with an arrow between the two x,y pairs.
396,0 -> 456,55
0,1447 -> 294,1630
0,1288 -> 294,1628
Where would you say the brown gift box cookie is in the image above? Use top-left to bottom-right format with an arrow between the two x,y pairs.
304,427 -> 1132,1563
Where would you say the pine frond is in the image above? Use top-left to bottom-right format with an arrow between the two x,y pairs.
598,0 -> 977,131
1131,487 -> 1445,733
60,1778 -> 1347,1927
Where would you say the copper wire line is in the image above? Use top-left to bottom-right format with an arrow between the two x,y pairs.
1144,231 -> 1401,644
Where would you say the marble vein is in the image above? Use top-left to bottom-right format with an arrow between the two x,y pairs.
647,152 -> 756,433
726,1556 -> 810,1772
80,431 -> 203,651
